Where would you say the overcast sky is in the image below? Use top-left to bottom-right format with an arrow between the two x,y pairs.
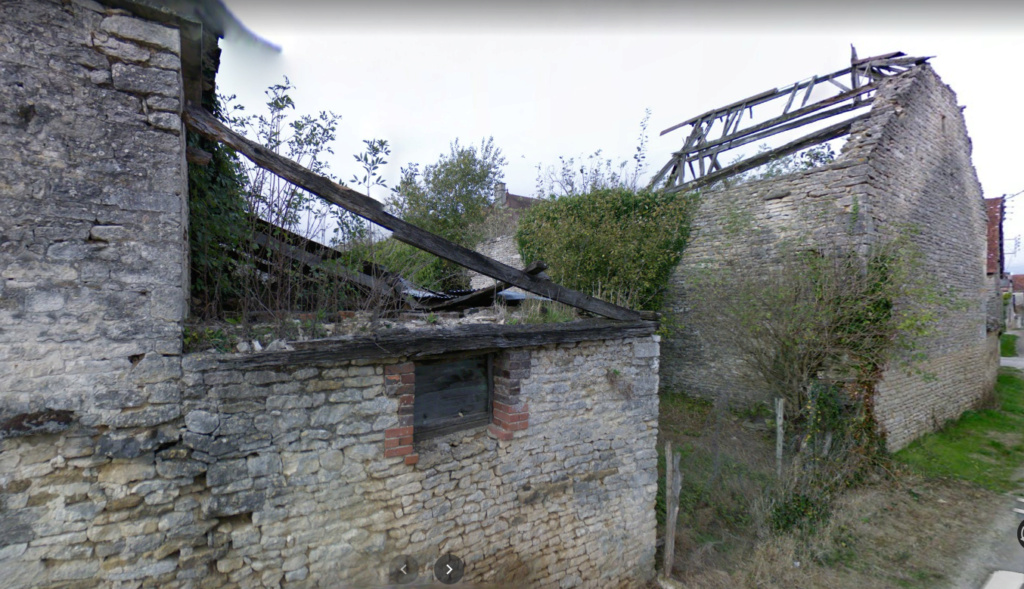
217,0 -> 1024,271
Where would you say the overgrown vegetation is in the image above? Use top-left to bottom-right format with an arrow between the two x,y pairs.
656,369 -> 1017,587
515,108 -> 702,311
693,236 -> 937,412
187,78 -> 517,325
187,92 -> 248,319
675,230 -> 949,543
534,108 -> 651,198
516,187 -> 696,311
380,138 -> 508,291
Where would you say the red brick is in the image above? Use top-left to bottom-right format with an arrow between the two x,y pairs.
399,435 -> 413,446
385,437 -> 401,449
506,420 -> 528,431
398,415 -> 414,427
385,446 -> 414,458
385,427 -> 413,438
401,374 -> 415,384
488,424 -> 513,441
398,394 -> 414,406
397,384 -> 414,396
404,454 -> 420,466
385,362 -> 414,375
504,411 -> 528,423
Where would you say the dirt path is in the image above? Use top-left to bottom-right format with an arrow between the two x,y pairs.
945,468 -> 1024,588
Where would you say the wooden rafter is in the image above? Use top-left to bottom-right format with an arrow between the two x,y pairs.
183,105 -> 641,321
652,49 -> 930,192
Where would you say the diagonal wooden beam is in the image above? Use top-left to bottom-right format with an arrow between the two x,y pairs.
684,97 -> 873,166
183,104 -> 641,321
665,112 -> 870,195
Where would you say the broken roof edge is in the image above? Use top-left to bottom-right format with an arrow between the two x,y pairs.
653,49 -> 931,193
670,63 -> 946,199
208,319 -> 660,369
182,104 -> 643,322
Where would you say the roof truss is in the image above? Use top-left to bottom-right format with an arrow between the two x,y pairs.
651,48 -> 930,194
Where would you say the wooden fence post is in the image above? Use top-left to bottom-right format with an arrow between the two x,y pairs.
663,441 -> 683,579
775,398 -> 785,479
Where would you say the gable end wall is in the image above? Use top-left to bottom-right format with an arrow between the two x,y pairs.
662,65 -> 997,451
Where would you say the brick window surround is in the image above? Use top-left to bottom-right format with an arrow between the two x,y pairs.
488,349 -> 531,441
384,362 -> 418,465
383,350 -> 532,462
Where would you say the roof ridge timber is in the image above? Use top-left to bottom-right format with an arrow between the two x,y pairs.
182,104 -> 642,321
652,47 -> 931,194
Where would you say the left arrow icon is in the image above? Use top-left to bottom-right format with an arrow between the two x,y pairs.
389,555 -> 418,584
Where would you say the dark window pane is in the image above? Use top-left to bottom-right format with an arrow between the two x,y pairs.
414,356 -> 490,434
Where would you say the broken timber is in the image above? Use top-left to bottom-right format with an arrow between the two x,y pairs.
652,49 -> 930,194
182,105 -> 641,321
423,261 -> 549,311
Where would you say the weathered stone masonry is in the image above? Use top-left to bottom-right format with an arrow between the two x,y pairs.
1,331 -> 660,588
662,64 -> 998,451
0,1 -> 660,586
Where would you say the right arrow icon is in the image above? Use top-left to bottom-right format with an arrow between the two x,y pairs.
433,553 -> 465,584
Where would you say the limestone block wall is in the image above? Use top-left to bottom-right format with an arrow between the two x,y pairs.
0,0 -> 187,431
0,335 -> 659,588
662,65 -> 994,451
469,234 -> 524,290
856,65 -> 995,450
0,3 -> 662,586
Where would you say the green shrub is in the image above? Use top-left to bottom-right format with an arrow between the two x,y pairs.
187,94 -> 248,319
515,187 -> 696,310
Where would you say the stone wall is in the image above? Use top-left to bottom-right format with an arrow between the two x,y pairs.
0,333 -> 659,588
662,64 -> 995,451
0,0 -> 187,435
0,5 -> 660,587
470,235 -> 524,290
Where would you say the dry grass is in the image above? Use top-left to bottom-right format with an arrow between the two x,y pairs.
658,389 -> 1009,589
676,474 -> 1002,589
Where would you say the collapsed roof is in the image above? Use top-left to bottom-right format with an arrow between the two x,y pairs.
183,106 -> 644,322
651,48 -> 930,194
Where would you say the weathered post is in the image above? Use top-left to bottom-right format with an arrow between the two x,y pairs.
775,398 -> 785,479
663,441 -> 683,579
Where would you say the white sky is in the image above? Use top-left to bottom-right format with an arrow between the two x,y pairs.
217,1 -> 1024,271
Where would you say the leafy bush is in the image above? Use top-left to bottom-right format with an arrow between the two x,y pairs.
515,187 -> 696,310
388,137 -> 507,291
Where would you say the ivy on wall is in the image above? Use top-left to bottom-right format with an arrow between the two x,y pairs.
187,93 -> 248,319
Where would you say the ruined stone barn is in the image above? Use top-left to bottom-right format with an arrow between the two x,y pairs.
656,52 -> 999,451
0,1 -> 660,587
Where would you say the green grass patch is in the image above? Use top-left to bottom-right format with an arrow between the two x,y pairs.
1001,333 -> 1018,357
895,368 -> 1024,492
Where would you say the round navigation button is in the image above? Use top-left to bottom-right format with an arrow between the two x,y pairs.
389,554 -> 418,585
433,553 -> 465,584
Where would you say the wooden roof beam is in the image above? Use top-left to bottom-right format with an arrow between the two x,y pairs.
665,112 -> 870,195
182,104 -> 641,321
